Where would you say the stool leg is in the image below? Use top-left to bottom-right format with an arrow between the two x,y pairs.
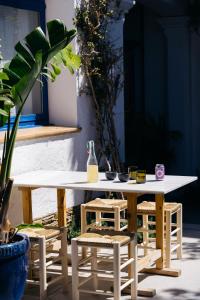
81,205 -> 87,258
143,214 -> 149,256
177,206 -> 183,259
113,243 -> 121,300
91,247 -> 98,290
96,211 -> 101,227
114,206 -> 121,231
81,204 -> 87,234
165,210 -> 171,268
61,227 -> 68,291
39,237 -> 47,300
72,239 -> 79,300
130,239 -> 137,300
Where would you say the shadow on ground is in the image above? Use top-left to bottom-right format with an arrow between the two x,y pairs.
162,288 -> 200,300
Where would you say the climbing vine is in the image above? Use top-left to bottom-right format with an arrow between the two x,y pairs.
75,0 -> 124,172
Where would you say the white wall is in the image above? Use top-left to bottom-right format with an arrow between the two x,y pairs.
4,0 -> 129,226
46,0 -> 78,127
3,0 -> 96,226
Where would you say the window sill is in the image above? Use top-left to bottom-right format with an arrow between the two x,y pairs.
0,126 -> 81,143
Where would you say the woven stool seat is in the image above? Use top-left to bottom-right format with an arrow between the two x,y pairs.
20,227 -> 60,239
72,231 -> 137,300
20,226 -> 68,299
137,201 -> 181,214
137,201 -> 182,268
76,231 -> 132,247
81,198 -> 128,234
84,198 -> 127,211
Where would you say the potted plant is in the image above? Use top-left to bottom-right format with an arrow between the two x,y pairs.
0,19 -> 80,299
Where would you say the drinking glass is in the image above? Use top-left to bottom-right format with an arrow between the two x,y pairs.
128,165 -> 138,180
136,170 -> 146,184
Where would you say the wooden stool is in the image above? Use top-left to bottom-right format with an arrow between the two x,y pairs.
20,226 -> 68,299
137,201 -> 182,267
81,198 -> 128,233
71,230 -> 137,300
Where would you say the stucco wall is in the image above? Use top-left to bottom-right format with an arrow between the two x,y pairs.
3,0 -> 128,226
2,0 -> 96,225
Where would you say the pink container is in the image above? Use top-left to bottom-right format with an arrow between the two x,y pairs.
155,164 -> 165,180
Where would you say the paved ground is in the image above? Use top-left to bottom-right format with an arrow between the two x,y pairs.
23,224 -> 200,300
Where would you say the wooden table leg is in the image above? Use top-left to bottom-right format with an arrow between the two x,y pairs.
20,187 -> 33,224
156,193 -> 165,270
57,188 -> 68,288
127,193 -> 138,233
57,189 -> 67,227
142,193 -> 181,277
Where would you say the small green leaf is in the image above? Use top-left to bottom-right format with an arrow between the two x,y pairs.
17,223 -> 44,230
0,72 -> 9,80
4,100 -> 14,107
60,45 -> 81,73
0,108 -> 9,117
51,63 -> 61,75
50,71 -> 56,82
41,71 -> 55,81
0,96 -> 14,106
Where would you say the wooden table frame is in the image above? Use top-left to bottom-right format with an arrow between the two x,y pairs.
15,171 -> 197,297
20,187 -> 67,227
126,193 -> 179,276
19,188 -> 177,297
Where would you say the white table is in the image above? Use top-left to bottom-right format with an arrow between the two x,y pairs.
14,171 -> 197,295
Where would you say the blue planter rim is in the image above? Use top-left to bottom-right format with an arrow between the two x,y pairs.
0,233 -> 29,259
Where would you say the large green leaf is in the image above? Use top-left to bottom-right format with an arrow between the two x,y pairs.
0,108 -> 8,117
2,19 -> 77,106
11,51 -> 43,105
0,19 -> 78,186
46,20 -> 76,63
47,19 -> 67,47
3,65 -> 21,86
15,41 -> 35,67
9,54 -> 31,78
0,19 -> 79,236
25,27 -> 50,57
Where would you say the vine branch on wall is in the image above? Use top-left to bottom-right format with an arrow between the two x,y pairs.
74,0 -> 124,173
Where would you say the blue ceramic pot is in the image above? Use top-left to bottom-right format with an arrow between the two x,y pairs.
0,233 -> 30,300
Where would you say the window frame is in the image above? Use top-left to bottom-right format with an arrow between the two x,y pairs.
0,0 -> 49,129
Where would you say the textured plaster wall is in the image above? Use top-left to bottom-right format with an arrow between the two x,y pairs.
2,0 -> 96,226
46,0 -> 78,126
6,126 -> 95,225
3,0 -> 127,226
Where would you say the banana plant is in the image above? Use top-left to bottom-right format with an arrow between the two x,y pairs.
0,19 -> 80,243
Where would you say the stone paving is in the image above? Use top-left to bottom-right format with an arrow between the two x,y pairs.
23,224 -> 200,300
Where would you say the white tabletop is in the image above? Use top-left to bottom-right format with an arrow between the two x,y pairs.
13,170 -> 197,195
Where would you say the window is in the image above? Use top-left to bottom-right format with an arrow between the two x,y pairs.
0,0 -> 48,128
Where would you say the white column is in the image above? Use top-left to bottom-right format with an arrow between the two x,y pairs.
109,0 -> 134,161
46,0 -> 78,126
159,17 -> 192,174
